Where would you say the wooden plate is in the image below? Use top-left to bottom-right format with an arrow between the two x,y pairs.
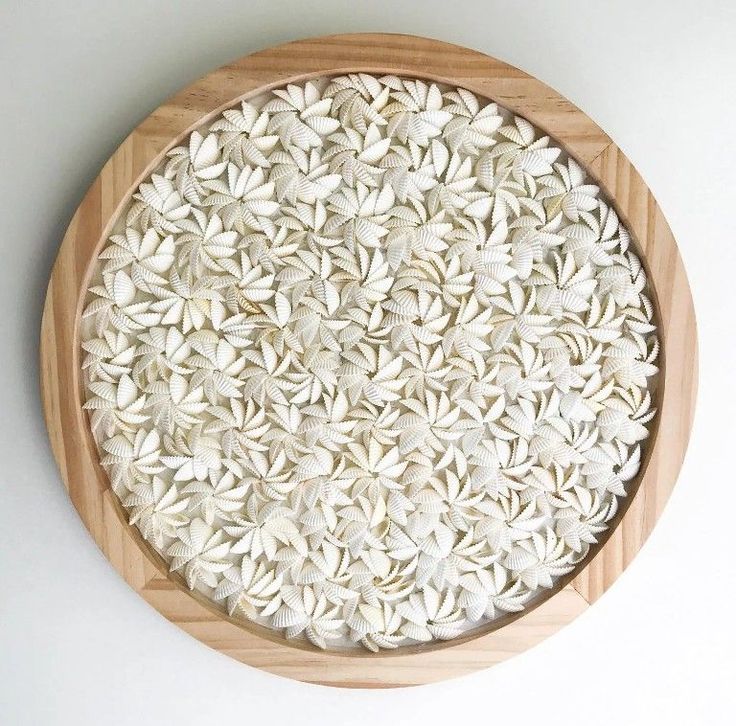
40,33 -> 697,687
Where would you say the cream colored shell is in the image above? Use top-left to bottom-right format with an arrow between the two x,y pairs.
80,74 -> 658,651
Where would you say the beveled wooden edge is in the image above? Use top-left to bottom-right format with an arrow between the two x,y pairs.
40,33 -> 697,687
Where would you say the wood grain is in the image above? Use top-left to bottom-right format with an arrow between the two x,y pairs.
39,33 -> 697,687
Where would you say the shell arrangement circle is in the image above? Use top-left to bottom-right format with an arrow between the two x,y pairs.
81,75 -> 659,651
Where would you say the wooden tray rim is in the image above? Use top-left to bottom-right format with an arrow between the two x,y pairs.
39,32 -> 697,688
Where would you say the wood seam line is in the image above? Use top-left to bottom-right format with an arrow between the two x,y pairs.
569,580 -> 593,606
587,139 -> 615,168
571,578 -> 592,605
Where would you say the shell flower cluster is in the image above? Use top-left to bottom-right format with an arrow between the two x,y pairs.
81,75 -> 659,651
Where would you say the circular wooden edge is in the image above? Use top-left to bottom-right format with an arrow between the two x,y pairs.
40,33 -> 697,688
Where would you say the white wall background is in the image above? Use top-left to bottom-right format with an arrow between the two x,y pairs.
1,1 -> 735,723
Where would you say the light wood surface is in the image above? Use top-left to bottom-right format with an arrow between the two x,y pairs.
39,33 -> 697,687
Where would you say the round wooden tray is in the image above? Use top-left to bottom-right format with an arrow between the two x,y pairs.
40,33 -> 697,687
